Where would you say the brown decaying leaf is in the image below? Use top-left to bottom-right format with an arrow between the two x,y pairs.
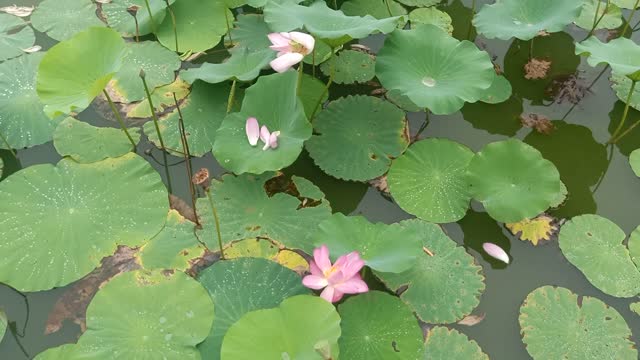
548,74 -> 590,105
169,194 -> 197,224
457,313 -> 486,326
369,174 -> 389,194
520,113 -> 554,135
524,58 -> 551,80
192,168 -> 210,187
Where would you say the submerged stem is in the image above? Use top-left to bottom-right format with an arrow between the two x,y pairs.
173,92 -> 199,226
224,8 -> 234,47
609,79 -> 637,143
164,0 -> 178,52
143,0 -> 156,33
102,90 -> 137,152
384,0 -> 393,17
226,79 -> 237,114
205,188 -> 225,259
622,0 -> 640,36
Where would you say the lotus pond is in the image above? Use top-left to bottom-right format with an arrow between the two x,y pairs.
2,0 -> 640,359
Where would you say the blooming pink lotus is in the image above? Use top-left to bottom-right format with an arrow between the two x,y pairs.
302,245 -> 369,303
268,31 -> 315,73
245,117 -> 280,150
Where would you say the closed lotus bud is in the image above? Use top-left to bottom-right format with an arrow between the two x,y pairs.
482,243 -> 510,264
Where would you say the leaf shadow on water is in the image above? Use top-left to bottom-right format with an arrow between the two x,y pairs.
460,96 -> 523,137
0,150 -> 21,181
441,0 -> 476,41
609,100 -> 640,156
458,209 -> 511,270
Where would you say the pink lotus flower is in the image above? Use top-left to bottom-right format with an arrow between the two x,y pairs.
268,31 -> 315,73
482,242 -> 510,264
245,117 -> 280,150
302,245 -> 369,303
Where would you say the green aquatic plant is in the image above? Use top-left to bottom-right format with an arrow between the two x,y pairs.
424,327 -> 489,360
0,13 -> 35,62
30,0 -> 104,41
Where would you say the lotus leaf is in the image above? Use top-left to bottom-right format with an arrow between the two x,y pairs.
376,25 -> 495,115
424,327 -> 489,360
197,258 -> 310,360
558,214 -> 640,297
389,138 -> 474,223
575,0 -> 623,30
37,27 -> 125,118
397,0 -> 439,6
0,310 -> 5,342
409,7 -> 453,35
0,13 -> 34,62
180,49 -> 273,85
220,295 -> 341,360
629,225 -> 640,268
374,220 -> 485,323
33,344 -> 77,360
0,153 -> 168,291
298,74 -> 328,119
306,95 -> 408,181
611,72 -> 640,111
612,0 -> 640,8
125,78 -> 190,118
102,0 -> 175,37
442,0 -> 476,41
196,172 -> 331,253
31,0 -> 104,41
633,149 -> 640,176
213,72 -> 311,174
228,14 -> 271,52
480,75 -> 512,104
319,50 -> 375,84
466,139 -> 562,223
473,0 -> 584,41
576,36 -> 640,80
519,286 -> 637,360
506,214 -> 557,246
338,291 -> 424,360
223,238 -> 309,273
341,0 -> 407,20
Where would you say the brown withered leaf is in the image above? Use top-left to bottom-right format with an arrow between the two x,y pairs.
369,174 -> 389,194
169,194 -> 197,224
524,58 -> 551,80
548,74 -> 589,105
520,113 -> 554,134
457,313 -> 486,326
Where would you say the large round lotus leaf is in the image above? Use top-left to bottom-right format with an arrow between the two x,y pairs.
196,173 -> 331,253
53,117 -> 139,163
576,36 -> 640,79
0,53 -> 62,149
320,50 -> 375,85
374,220 -> 485,324
229,14 -> 271,52
338,291 -> 424,360
137,210 -> 206,271
125,78 -> 190,118
264,0 -> 400,40
626,225 -> 640,268
73,270 -> 214,359
558,214 -> 640,297
480,75 -> 512,104
33,344 -> 78,360
197,258 -> 309,360
409,7 -> 453,35
442,0 -> 476,41
612,0 -> 640,8
37,27 -> 125,118
0,310 -> 6,342
156,0 -> 231,53
376,25 -> 495,115
306,95 -> 408,181
389,138 -> 474,223
397,0 -> 439,6
213,71 -> 311,174
223,238 -> 309,274
102,0 -> 174,37
110,41 -> 181,103
341,0 -> 407,20
0,153 -> 168,291
611,72 -> 640,112
575,0 -> 623,30
221,295 -> 341,360
519,286 -> 637,360
473,0 -> 583,41
424,327 -> 489,360
31,0 -> 104,41
145,81 -> 228,157
298,74 -> 328,119
466,139 -> 561,223
180,49 -> 273,85
0,13 -> 34,62
314,214 -> 422,273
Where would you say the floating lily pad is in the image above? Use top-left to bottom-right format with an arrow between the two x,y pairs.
341,0 -> 407,20
466,139 -> 562,223
424,327 -> 489,360
631,149 -> 640,176
628,225 -> 640,268
180,49 -> 273,85
0,310 -> 5,342
292,175 -> 325,201
264,0 -> 400,40
306,95 -> 408,181
220,295 -> 341,360
213,71 -> 311,174
102,0 -> 175,37
519,286 -> 637,360
197,258 -> 310,360
611,72 -> 640,112
409,7 -> 453,35
338,291 -> 424,360
223,238 -> 309,274
156,0 -> 231,53
612,0 -> 640,8
145,81 -> 228,157
196,173 -> 331,253
125,78 -> 190,118
506,214 -> 558,246
0,13 -> 34,62
388,138 -> 474,223
314,214 -> 422,273
376,25 -> 495,115
576,36 -> 640,79
138,210 -> 205,271
53,118 -> 139,163
558,214 -> 640,297
442,0 -> 476,41
0,153 -> 168,291
575,0 -> 623,30
33,344 -> 77,360
37,27 -> 125,118
480,75 -> 512,104
374,220 -> 485,324
474,0 -> 584,40
228,14 -> 271,51
0,53 -> 62,149
31,0 -> 104,41
631,302 -> 640,315
320,50 -> 375,85
72,270 -> 214,359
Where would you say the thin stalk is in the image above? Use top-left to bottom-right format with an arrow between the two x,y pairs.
413,110 -> 430,141
622,0 -> 640,36
312,48 -> 316,77
224,8 -> 234,47
0,131 -> 16,158
297,62 -> 304,96
588,0 -> 604,36
102,90 -> 137,152
140,72 -> 173,193
205,188 -> 225,259
133,14 -> 140,42
333,0 -> 337,10
384,0 -> 393,17
466,0 -> 476,40
143,0 -> 156,33
310,60 -> 334,122
164,0 -> 178,52
173,92 -> 199,226
226,79 -> 237,114
609,79 -> 637,142
561,64 -> 610,120
591,143 -> 614,195
529,37 -> 535,60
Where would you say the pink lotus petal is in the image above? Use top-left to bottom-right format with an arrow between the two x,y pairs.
268,32 -> 291,48
334,275 -> 369,294
302,275 -> 329,290
320,286 -> 335,303
309,260 -> 322,276
331,289 -> 345,302
326,269 -> 345,284
314,245 -> 332,273
269,131 -> 280,149
245,117 -> 260,146
269,52 -> 304,73
482,243 -> 510,264
289,31 -> 315,53
260,125 -> 270,143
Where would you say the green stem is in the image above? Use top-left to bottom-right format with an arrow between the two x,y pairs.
224,8 -> 234,47
173,92 -> 199,226
310,55 -> 334,122
622,0 -> 640,36
226,79 -> 237,114
133,14 -> 140,42
529,37 -> 535,60
140,74 -> 173,194
589,0 -> 603,36
143,0 -> 156,33
205,188 -> 225,259
609,79 -> 637,143
102,90 -> 137,152
413,110 -> 430,141
297,62 -> 304,96
384,0 -> 393,17
333,0 -> 337,10
0,130 -> 16,158
466,0 -> 476,40
312,48 -> 316,77
561,64 -> 610,120
164,0 -> 178,52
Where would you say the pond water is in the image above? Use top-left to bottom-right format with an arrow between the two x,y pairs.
2,0 -> 640,359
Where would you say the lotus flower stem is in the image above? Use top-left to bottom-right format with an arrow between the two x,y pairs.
143,0 -> 156,33
622,0 -> 640,36
332,0 -> 337,10
224,8 -> 234,47
173,92 -> 199,226
588,0 -> 610,37
413,110 -> 430,142
205,188 -> 225,259
312,48 -> 316,77
466,0 -> 476,40
384,0 -> 393,17
310,52 -> 335,121
101,90 -> 137,153
226,79 -> 237,114
297,62 -> 304,96
140,71 -> 173,194
163,0 -> 178,52
609,79 -> 637,143
0,130 -> 16,158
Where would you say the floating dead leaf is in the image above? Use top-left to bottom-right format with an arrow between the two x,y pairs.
192,168 -> 210,187
505,214 -> 559,246
524,58 -> 551,80
0,5 -> 34,17
537,30 -> 551,37
169,194 -> 197,224
22,45 -> 41,53
183,51 -> 206,62
548,74 -> 589,105
457,313 -> 486,326
94,0 -> 112,3
520,113 -> 554,135
369,174 -> 389,194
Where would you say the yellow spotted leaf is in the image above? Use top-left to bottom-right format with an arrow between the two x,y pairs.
506,214 -> 558,245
